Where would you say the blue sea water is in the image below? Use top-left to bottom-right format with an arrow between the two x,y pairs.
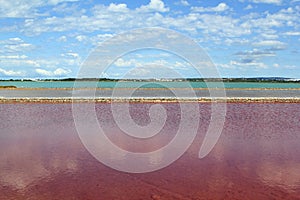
0,81 -> 300,89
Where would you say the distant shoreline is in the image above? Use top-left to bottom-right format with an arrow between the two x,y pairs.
1,77 -> 300,83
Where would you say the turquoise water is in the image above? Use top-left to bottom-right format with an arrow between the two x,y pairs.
0,81 -> 300,89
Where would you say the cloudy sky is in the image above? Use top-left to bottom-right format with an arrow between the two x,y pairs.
0,0 -> 299,79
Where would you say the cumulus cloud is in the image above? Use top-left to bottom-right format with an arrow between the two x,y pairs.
0,0 -> 299,78
114,58 -> 141,67
64,52 -> 79,58
138,0 -> 169,12
230,60 -> 268,68
0,55 -> 28,59
12,1 -> 297,44
0,0 -> 79,17
244,4 -> 253,10
284,65 -> 297,69
75,35 -> 87,42
125,64 -> 187,79
0,57 -> 41,68
176,0 -> 190,6
0,37 -> 35,53
284,31 -> 300,36
191,3 -> 229,12
253,40 -> 287,50
251,0 -> 282,5
35,68 -> 71,77
7,37 -> 23,42
107,3 -> 129,12
0,68 -> 25,76
1,1 -> 298,42
4,43 -> 34,53
253,40 -> 285,46
57,35 -> 67,42
241,7 -> 298,32
235,49 -> 276,57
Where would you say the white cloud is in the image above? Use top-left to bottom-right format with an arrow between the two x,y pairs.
65,52 -> 79,58
253,40 -> 286,47
0,38 -> 35,53
53,68 -> 71,75
192,3 -> 229,12
0,0 -> 79,18
75,33 -> 115,46
91,34 -> 114,45
0,55 -> 28,59
0,0 -> 299,79
114,58 -> 141,67
35,68 -> 71,76
8,37 -> 23,42
48,0 -> 78,5
284,65 -> 297,69
284,31 -> 300,36
218,63 -> 236,69
0,68 -> 25,76
35,69 -> 53,76
244,4 -> 253,10
125,62 -> 186,78
251,0 -> 282,5
192,14 -> 250,37
241,7 -> 298,31
173,61 -> 191,70
260,33 -> 279,39
15,2 -> 253,40
138,0 -> 169,12
177,0 -> 190,6
58,35 -> 67,42
230,60 -> 268,68
0,55 -> 80,71
235,49 -> 276,57
107,3 -> 129,12
0,59 -> 41,68
24,60 -> 41,67
112,57 -> 192,76
2,43 -> 34,53
75,35 -> 87,42
0,37 -> 23,45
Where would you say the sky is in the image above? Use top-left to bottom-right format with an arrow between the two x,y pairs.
0,0 -> 299,79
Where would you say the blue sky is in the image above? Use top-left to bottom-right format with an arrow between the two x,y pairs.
0,0 -> 299,79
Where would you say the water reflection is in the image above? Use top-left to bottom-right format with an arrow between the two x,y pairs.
0,103 -> 299,199
257,161 -> 300,191
0,126 -> 79,191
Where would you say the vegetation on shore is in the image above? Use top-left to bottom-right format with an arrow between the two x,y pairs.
0,85 -> 17,89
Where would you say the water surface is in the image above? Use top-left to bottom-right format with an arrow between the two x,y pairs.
0,103 -> 300,199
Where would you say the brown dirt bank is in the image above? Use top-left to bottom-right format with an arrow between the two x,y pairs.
0,85 -> 17,89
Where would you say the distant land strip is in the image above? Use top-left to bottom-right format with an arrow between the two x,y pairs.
1,77 -> 300,82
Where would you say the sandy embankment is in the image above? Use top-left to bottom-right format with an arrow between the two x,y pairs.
0,97 -> 300,104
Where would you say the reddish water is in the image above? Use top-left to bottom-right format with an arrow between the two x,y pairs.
0,103 -> 300,200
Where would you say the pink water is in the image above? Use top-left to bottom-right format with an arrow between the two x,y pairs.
0,103 -> 300,200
